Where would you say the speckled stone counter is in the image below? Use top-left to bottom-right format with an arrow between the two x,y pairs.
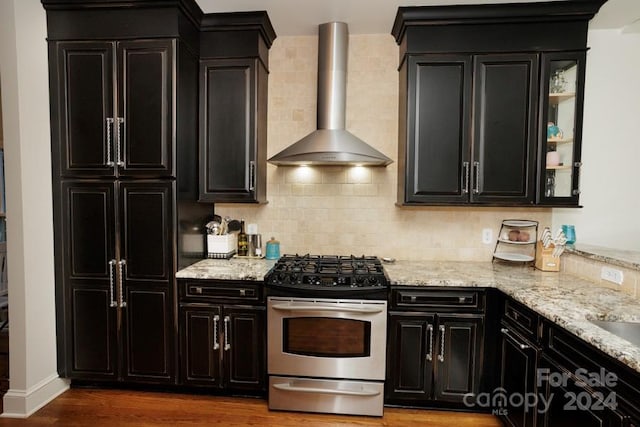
567,243 -> 640,271
176,258 -> 276,281
384,260 -> 640,374
175,258 -> 640,374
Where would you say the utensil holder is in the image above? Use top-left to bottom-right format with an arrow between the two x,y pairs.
535,242 -> 560,272
207,234 -> 237,259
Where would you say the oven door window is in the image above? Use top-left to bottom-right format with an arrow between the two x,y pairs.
282,317 -> 371,358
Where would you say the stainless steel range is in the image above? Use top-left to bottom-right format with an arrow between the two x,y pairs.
265,255 -> 389,417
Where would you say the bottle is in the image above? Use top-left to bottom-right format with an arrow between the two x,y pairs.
237,220 -> 248,256
265,237 -> 280,260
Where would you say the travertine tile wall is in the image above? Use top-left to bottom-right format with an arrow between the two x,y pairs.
561,254 -> 639,299
215,34 -> 552,261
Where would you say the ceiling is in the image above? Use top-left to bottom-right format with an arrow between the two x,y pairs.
195,0 -> 640,36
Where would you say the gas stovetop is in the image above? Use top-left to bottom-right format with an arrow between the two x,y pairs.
265,254 -> 389,297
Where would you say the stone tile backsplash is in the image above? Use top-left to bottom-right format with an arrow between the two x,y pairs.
214,34 -> 552,261
561,253 -> 639,299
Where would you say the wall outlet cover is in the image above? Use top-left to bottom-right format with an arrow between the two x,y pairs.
601,266 -> 624,285
482,228 -> 493,245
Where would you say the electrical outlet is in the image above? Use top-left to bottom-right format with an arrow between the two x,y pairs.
482,228 -> 493,245
601,266 -> 624,285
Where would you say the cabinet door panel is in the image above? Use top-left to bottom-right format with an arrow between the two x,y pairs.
386,313 -> 435,401
122,287 -> 173,382
117,39 -> 174,177
434,315 -> 483,403
224,306 -> 266,391
55,42 -> 115,177
119,181 -> 173,282
181,305 -> 222,386
69,285 -> 118,379
473,54 -> 538,203
199,59 -> 256,202
405,55 -> 472,204
61,181 -> 117,379
500,327 -> 538,427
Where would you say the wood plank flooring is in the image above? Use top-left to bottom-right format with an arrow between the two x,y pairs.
0,389 -> 502,426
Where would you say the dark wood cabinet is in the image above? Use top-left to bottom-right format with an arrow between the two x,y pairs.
199,58 -> 263,203
179,280 -> 266,394
52,39 -> 174,178
60,180 -> 175,383
472,54 -> 538,204
392,2 -> 606,206
44,0 -> 212,385
386,288 -> 485,407
401,53 -> 537,205
198,14 -> 275,204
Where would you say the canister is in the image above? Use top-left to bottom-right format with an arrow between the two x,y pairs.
265,237 -> 280,260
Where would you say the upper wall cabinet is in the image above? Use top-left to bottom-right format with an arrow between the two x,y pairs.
198,14 -> 276,204
392,0 -> 607,207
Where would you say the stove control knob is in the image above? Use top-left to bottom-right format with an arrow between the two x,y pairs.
355,276 -> 365,286
367,276 -> 379,286
277,273 -> 287,282
290,273 -> 299,283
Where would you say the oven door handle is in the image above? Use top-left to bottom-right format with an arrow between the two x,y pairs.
272,382 -> 381,397
271,304 -> 384,314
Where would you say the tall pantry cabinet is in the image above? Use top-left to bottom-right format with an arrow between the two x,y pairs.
42,0 -> 211,384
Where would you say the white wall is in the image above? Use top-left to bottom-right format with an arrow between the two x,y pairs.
0,0 -> 69,417
552,29 -> 640,251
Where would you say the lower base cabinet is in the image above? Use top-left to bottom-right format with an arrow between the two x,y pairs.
178,280 -> 266,394
386,288 -> 486,407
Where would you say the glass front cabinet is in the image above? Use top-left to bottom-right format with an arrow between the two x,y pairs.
538,51 -> 586,206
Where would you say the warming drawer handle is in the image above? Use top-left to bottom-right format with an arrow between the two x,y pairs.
272,383 -> 381,397
271,304 -> 384,314
501,328 -> 531,350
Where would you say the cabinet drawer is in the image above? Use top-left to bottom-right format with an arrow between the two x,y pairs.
503,298 -> 539,342
180,280 -> 264,304
391,288 -> 484,312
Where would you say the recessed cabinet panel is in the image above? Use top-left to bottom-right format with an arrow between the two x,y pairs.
123,288 -> 172,380
225,306 -> 266,390
182,306 -> 222,386
200,59 -> 256,201
63,182 -> 115,278
70,286 -> 117,378
118,40 -> 174,177
406,55 -> 471,204
56,42 -> 115,176
120,181 -> 173,282
473,55 -> 538,203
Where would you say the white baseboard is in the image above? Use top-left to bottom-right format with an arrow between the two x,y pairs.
1,374 -> 70,418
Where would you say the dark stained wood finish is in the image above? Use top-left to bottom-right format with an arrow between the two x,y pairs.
180,305 -> 222,387
60,181 -> 118,380
499,325 -> 538,427
472,54 -> 538,204
224,305 -> 266,391
0,388 -> 503,426
401,55 -> 472,204
199,58 -> 267,203
53,42 -> 115,177
434,315 -> 483,403
386,313 -> 435,401
117,40 -> 174,177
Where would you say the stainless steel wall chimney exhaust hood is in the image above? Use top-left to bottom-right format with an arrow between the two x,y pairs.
268,22 -> 393,166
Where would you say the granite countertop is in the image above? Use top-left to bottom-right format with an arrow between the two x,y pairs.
567,243 -> 640,271
176,258 -> 640,374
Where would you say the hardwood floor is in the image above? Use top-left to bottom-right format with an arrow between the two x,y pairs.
0,388 -> 502,426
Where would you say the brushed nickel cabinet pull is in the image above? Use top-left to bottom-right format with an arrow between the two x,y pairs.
501,327 -> 530,350
438,325 -> 445,362
118,259 -> 127,308
462,161 -> 470,194
213,315 -> 220,350
249,161 -> 256,191
115,117 -> 125,167
426,324 -> 434,362
108,259 -> 117,308
105,118 -> 115,167
223,316 -> 231,351
473,161 -> 480,194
